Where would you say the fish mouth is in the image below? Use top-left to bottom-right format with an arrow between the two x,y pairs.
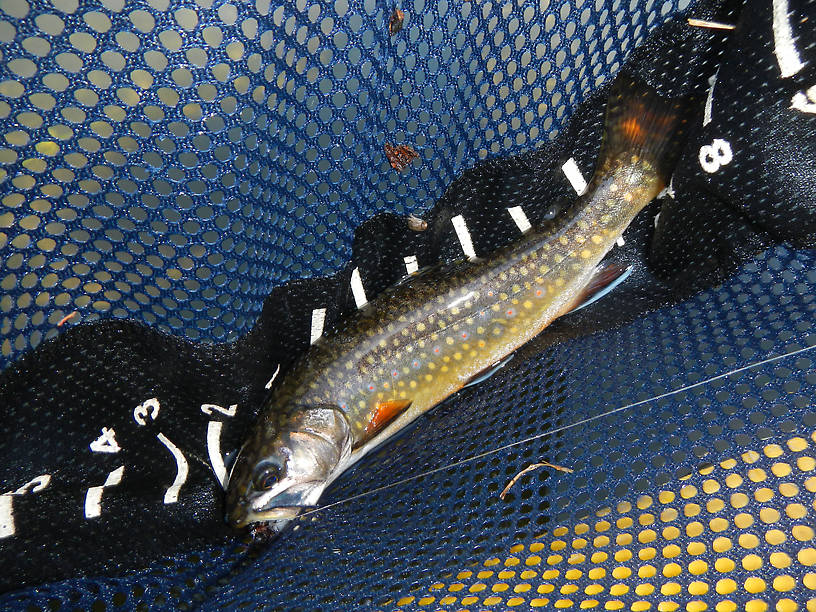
229,506 -> 308,529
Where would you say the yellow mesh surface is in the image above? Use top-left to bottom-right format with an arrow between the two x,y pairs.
388,432 -> 816,611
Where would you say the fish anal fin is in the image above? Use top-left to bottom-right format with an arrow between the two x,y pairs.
361,399 -> 413,443
563,263 -> 632,315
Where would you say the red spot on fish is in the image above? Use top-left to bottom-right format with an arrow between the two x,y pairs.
368,384 -> 375,391
412,360 -> 420,368
392,370 -> 398,377
536,289 -> 543,297
434,347 -> 440,353
462,332 -> 468,338
507,309 -> 514,316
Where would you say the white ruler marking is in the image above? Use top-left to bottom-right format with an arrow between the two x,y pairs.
404,255 -> 419,275
562,157 -> 588,195
451,215 -> 477,260
207,421 -> 228,490
507,206 -> 532,233
0,495 -> 13,538
350,267 -> 368,308
265,363 -> 281,389
157,433 -> 188,504
772,0 -> 806,77
84,466 -> 124,519
310,308 -> 327,344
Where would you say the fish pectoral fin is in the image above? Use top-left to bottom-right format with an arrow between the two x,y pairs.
359,399 -> 414,445
564,262 -> 632,314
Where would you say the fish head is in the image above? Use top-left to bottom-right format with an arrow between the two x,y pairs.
225,405 -> 353,530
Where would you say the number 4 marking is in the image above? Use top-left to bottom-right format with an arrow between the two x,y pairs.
90,427 -> 121,454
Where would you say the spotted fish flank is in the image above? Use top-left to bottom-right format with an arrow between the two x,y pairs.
226,75 -> 689,530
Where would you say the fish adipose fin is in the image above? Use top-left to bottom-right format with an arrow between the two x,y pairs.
598,75 -> 690,187
562,262 -> 632,315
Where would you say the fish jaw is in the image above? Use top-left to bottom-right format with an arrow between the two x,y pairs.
225,406 -> 353,530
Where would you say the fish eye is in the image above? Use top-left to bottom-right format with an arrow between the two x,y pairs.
252,461 -> 282,491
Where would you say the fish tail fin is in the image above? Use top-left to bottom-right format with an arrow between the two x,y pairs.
597,74 -> 690,186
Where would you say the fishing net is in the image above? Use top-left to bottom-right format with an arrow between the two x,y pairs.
1,0 -> 815,609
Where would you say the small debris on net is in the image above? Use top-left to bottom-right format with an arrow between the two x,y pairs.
407,215 -> 428,231
500,462 -> 574,500
687,18 -> 735,30
384,143 -> 419,172
388,8 -> 405,35
57,311 -> 78,327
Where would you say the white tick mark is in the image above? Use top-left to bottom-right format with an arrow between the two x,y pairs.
562,158 -> 588,195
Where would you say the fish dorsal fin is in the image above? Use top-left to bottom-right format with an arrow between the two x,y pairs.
563,263 -> 632,315
356,399 -> 413,448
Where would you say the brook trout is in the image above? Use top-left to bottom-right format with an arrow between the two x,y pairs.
226,75 -> 687,530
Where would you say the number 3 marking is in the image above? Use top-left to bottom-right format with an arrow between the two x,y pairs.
133,398 -> 160,426
699,139 -> 733,173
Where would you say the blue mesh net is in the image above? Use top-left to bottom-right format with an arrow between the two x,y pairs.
0,0 -> 691,370
4,0 -> 816,609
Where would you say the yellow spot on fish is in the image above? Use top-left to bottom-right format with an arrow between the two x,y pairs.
358,400 -> 366,409
378,339 -> 387,348
511,284 -> 521,293
555,278 -> 565,287
418,340 -> 426,348
410,381 -> 417,388
443,356 -> 450,362
500,292 -> 509,300
610,183 -> 619,192
450,307 -> 460,315
510,326 -> 518,333
463,343 -> 471,350
580,249 -> 592,259
441,365 -> 449,372
535,276 -> 544,284
428,362 -> 436,370
600,214 -> 612,224
400,391 -> 407,398
478,340 -> 486,348
491,304 -> 500,312
591,235 -> 603,244
559,236 -> 568,245
453,352 -> 462,360
539,266 -> 550,274
524,300 -> 533,309
477,326 -> 485,334
554,254 -> 564,263
366,355 -> 375,365
623,192 -> 633,202
446,337 -> 454,345
345,361 -> 353,370
383,382 -> 390,389
425,374 -> 433,382
469,350 -> 477,357
511,298 -> 519,305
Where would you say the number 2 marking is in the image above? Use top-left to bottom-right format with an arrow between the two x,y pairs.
133,398 -> 160,426
699,138 -> 733,173
200,403 -> 237,417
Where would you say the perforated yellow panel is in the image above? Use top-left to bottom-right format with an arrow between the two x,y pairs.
390,432 -> 816,611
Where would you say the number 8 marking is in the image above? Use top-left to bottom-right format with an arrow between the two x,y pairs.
699,138 -> 733,173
